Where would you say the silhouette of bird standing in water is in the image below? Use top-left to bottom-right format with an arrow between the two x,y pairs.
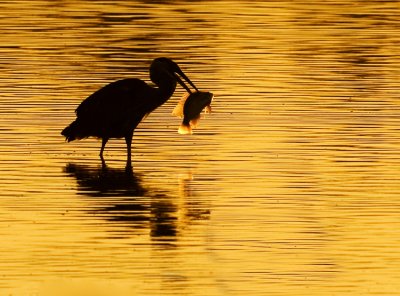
61,57 -> 198,167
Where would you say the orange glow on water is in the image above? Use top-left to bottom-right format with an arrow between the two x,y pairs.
0,1 -> 400,295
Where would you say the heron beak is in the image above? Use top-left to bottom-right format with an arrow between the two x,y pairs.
174,73 -> 192,93
174,69 -> 198,93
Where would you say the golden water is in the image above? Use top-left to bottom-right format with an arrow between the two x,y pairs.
0,1 -> 399,295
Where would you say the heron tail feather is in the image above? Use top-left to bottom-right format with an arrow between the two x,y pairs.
61,121 -> 79,142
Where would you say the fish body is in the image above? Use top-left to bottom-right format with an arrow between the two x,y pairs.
172,91 -> 213,134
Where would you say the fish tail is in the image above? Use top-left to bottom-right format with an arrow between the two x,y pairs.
189,115 -> 201,128
178,122 -> 192,135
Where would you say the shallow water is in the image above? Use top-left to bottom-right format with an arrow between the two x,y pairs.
1,1 -> 400,295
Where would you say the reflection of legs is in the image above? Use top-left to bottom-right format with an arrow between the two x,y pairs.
125,131 -> 133,168
99,138 -> 108,163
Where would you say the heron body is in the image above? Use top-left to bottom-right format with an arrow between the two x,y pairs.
61,57 -> 198,167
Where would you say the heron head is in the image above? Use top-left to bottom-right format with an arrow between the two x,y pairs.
150,57 -> 198,93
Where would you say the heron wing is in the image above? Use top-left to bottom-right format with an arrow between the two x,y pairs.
77,78 -> 160,124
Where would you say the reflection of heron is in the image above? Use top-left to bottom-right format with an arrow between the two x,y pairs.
65,163 -> 152,232
61,58 -> 198,167
64,163 -> 210,241
64,163 -> 146,197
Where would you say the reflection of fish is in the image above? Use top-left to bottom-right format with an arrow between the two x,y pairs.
172,91 -> 213,134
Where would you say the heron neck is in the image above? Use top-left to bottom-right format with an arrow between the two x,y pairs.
156,79 -> 177,100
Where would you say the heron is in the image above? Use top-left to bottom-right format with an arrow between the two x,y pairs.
61,57 -> 198,167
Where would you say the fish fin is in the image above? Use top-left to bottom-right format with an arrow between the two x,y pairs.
172,102 -> 184,118
205,104 -> 212,114
172,93 -> 190,118
189,115 -> 201,128
178,123 -> 192,135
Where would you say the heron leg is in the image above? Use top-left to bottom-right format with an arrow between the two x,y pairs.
99,137 -> 108,161
125,132 -> 133,168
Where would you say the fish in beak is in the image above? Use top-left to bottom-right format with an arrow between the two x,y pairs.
172,91 -> 213,134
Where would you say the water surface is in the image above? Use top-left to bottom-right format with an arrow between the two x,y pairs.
0,1 -> 400,295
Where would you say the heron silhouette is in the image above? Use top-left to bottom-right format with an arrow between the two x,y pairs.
61,57 -> 198,167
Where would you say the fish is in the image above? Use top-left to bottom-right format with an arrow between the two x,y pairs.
172,91 -> 213,134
